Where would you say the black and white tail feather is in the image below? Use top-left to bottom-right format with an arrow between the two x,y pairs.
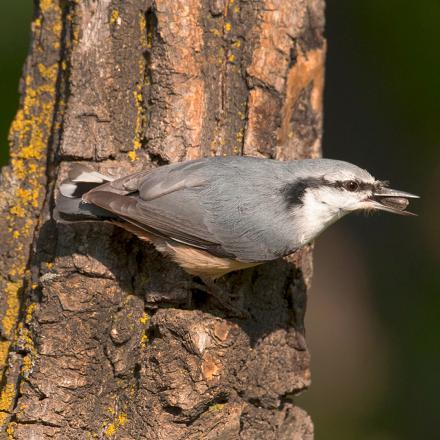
55,164 -> 118,222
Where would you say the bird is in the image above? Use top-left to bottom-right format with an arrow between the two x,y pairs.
55,156 -> 419,280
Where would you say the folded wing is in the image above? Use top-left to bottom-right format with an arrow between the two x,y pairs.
84,159 -> 236,258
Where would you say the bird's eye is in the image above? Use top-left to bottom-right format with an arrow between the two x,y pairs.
344,180 -> 359,192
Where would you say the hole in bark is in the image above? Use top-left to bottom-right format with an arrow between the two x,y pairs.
211,393 -> 228,406
164,405 -> 183,416
298,6 -> 325,51
189,278 -> 210,308
280,392 -> 296,406
282,268 -> 296,310
247,397 -> 262,408
148,152 -> 170,166
133,362 -> 141,390
289,46 -> 297,68
143,8 -> 156,86
147,324 -> 160,343
190,288 -> 209,308
145,9 -> 158,50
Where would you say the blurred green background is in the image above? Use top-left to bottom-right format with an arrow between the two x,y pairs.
0,1 -> 438,439
0,2 -> 32,165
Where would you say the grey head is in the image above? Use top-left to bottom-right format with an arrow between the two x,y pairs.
283,158 -> 419,221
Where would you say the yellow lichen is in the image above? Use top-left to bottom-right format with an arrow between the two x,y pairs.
2,282 -> 21,340
0,414 -> 9,431
52,22 -> 62,41
118,413 -> 127,426
209,403 -> 225,412
1,0 -> 62,386
139,313 -> 149,325
140,333 -> 148,348
139,11 -> 146,33
7,265 -> 25,279
21,355 -> 33,378
14,322 -> 37,380
0,342 -> 10,372
110,9 -> 119,26
0,384 -> 15,413
25,303 -> 37,325
146,21 -> 153,50
6,421 -> 16,439
104,423 -> 116,437
38,63 -> 58,82
15,188 -> 39,209
224,23 -> 232,32
16,325 -> 36,355
228,54 -> 235,62
236,128 -> 244,142
210,28 -> 221,37
103,412 -> 127,437
40,0 -> 55,12
129,13 -> 148,160
39,0 -> 63,45
9,206 -> 26,218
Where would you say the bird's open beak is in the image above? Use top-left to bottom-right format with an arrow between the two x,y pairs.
369,187 -> 420,216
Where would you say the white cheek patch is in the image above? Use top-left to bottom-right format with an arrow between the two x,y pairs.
295,190 -> 343,243
313,186 -> 367,212
312,187 -> 345,208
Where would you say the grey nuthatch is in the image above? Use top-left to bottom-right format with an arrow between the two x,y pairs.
55,156 -> 419,279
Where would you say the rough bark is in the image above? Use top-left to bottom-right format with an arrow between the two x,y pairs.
0,0 -> 325,438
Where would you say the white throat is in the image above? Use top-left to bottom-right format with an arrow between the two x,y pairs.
295,190 -> 346,245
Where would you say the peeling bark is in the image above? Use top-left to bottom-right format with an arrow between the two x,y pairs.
0,0 -> 325,438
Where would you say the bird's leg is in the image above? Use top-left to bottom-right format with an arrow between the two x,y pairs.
170,277 -> 250,319
226,269 -> 254,304
288,284 -> 308,351
197,276 -> 250,319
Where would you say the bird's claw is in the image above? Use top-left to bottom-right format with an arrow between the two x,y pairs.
174,279 -> 250,319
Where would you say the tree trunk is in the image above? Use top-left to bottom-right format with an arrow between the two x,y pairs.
0,0 -> 325,438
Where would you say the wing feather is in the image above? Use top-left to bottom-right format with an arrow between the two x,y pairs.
86,191 -> 235,258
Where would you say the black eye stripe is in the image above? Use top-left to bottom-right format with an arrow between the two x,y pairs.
335,180 -> 378,191
339,180 -> 359,191
282,178 -> 381,209
281,177 -> 326,208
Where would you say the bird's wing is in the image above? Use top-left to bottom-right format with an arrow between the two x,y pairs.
85,159 -> 211,197
85,159 -> 236,258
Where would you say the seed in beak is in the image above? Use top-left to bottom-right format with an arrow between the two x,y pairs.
379,197 -> 409,211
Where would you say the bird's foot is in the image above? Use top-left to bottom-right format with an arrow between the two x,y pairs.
292,328 -> 307,351
289,284 -> 308,351
175,279 -> 250,319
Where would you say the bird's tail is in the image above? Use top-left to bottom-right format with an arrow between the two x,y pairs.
54,164 -> 118,222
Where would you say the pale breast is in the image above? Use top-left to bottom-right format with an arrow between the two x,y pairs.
159,241 -> 261,279
113,221 -> 261,279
